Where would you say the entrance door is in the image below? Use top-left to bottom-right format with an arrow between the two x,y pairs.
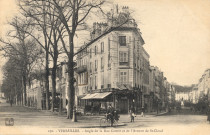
118,98 -> 128,113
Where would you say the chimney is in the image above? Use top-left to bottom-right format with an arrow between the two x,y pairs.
122,6 -> 129,14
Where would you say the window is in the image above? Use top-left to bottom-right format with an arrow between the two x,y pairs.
95,76 -> 97,89
77,60 -> 80,67
84,72 -> 88,84
101,73 -> 104,88
119,52 -> 128,65
108,38 -> 111,67
120,71 -> 127,83
101,57 -> 104,70
95,46 -> 97,55
81,73 -> 83,84
79,74 -> 81,84
90,77 -> 93,90
119,36 -> 126,46
95,60 -> 97,71
90,49 -> 92,58
101,42 -> 104,53
90,62 -> 92,73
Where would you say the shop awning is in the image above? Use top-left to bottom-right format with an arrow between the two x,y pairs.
92,92 -> 112,99
81,92 -> 112,100
81,93 -> 98,99
116,83 -> 133,90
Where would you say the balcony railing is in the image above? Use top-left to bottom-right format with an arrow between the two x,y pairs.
117,82 -> 132,86
75,65 -> 87,73
119,62 -> 129,66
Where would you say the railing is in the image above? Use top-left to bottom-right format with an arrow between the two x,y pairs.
75,65 -> 87,73
116,82 -> 132,86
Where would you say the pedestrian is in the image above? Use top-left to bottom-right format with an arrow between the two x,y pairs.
129,109 -> 135,122
114,110 -> 119,122
141,107 -> 145,117
10,99 -> 13,107
107,104 -> 114,126
66,99 -> 68,113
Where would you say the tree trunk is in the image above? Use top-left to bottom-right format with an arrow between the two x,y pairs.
45,52 -> 50,110
21,89 -> 23,106
51,30 -> 58,112
51,62 -> 57,112
23,74 -> 27,106
58,70 -> 62,115
67,36 -> 75,119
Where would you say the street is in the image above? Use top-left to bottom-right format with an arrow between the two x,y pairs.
0,101 -> 210,135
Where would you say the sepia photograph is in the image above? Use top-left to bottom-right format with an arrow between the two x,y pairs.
0,0 -> 210,135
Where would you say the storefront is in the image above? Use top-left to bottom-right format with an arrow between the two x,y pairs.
81,89 -> 137,114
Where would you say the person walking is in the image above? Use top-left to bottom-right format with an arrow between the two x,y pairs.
107,104 -> 114,126
10,99 -> 13,107
141,107 -> 145,117
129,109 -> 135,122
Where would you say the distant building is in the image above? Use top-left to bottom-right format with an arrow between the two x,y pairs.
175,92 -> 189,101
189,86 -> 198,104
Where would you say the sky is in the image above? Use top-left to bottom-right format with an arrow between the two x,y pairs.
0,0 -> 210,86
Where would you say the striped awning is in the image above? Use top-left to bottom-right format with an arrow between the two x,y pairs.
81,93 -> 98,99
92,92 -> 112,99
81,92 -> 112,100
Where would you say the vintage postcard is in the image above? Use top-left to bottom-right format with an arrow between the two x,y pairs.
0,0 -> 210,135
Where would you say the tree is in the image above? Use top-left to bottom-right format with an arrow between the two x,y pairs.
0,16 -> 41,106
19,0 -> 66,111
49,0 -> 106,119
1,58 -> 23,104
19,0 -> 130,119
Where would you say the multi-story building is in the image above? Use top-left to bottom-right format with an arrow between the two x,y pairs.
24,5 -> 174,114
75,6 -> 148,114
149,66 -> 174,112
189,86 -> 198,104
26,78 -> 43,109
168,85 -> 175,104
197,69 -> 210,101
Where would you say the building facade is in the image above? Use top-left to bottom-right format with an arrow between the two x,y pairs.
75,6 -> 149,114
24,5 -> 175,114
197,69 -> 210,102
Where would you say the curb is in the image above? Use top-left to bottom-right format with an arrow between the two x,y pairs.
155,111 -> 168,116
79,123 -> 126,128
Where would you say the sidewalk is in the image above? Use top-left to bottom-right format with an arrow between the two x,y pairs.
146,111 -> 168,116
0,103 -> 167,128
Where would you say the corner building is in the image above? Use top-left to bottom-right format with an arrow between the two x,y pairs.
75,6 -> 150,114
